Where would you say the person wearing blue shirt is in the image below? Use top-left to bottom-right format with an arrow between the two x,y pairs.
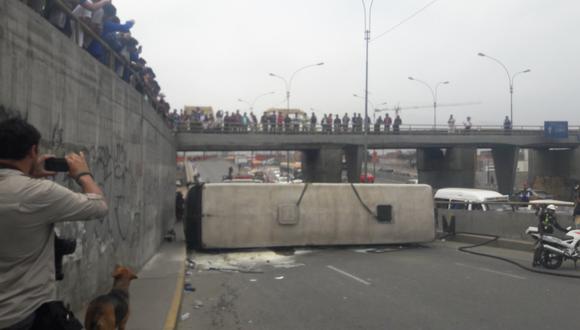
87,4 -> 134,64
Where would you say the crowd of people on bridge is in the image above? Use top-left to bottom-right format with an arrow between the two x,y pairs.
169,109 -> 411,134
19,0 -> 171,123
169,108 -> 521,135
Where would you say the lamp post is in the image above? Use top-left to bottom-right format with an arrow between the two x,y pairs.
270,63 -> 323,183
237,91 -> 276,112
361,0 -> 375,181
478,52 -> 531,126
408,77 -> 449,129
269,62 -> 324,111
353,94 -> 387,120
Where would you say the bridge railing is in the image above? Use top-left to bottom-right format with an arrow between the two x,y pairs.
175,122 -> 580,136
19,0 -> 164,116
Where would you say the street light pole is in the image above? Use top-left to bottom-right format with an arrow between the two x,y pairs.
408,77 -> 449,129
238,91 -> 276,112
478,52 -> 531,126
269,63 -> 324,183
353,94 -> 387,121
361,0 -> 374,181
269,62 -> 324,111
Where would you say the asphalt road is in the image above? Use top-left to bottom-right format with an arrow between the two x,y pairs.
177,241 -> 580,330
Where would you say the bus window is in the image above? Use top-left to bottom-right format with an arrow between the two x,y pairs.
472,203 -> 483,211
450,200 -> 468,210
434,198 -> 449,209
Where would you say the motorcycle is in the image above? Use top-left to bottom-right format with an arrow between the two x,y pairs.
525,226 -> 580,269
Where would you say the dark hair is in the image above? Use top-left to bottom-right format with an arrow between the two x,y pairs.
103,4 -> 117,17
0,118 -> 41,160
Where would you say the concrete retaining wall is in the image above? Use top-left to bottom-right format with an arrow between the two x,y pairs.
199,183 -> 435,248
0,1 -> 176,311
437,209 -> 547,241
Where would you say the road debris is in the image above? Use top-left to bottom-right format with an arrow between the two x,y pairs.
184,282 -> 196,292
190,250 -> 306,273
193,300 -> 204,309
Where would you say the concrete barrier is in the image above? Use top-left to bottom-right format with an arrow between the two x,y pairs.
190,183 -> 435,249
0,1 -> 176,311
437,209 -> 550,241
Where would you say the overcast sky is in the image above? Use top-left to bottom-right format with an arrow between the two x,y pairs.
113,0 -> 579,127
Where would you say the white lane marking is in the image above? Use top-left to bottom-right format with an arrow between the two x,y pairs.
327,265 -> 371,286
455,262 -> 526,280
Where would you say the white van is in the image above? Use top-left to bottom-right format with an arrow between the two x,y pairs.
434,188 -> 509,211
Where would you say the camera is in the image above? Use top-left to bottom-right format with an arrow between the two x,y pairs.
54,235 -> 77,281
45,158 -> 69,172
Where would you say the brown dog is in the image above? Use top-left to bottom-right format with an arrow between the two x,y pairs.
84,265 -> 138,330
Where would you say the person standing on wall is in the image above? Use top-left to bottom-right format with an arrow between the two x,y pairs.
0,118 -> 109,329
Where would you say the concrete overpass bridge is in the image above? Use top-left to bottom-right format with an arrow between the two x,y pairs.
176,126 -> 580,196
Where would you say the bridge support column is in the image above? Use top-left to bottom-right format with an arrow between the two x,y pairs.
491,146 -> 519,195
528,148 -> 580,199
417,147 -> 476,190
344,146 -> 363,183
301,147 -> 343,183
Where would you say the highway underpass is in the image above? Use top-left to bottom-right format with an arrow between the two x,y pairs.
178,241 -> 580,330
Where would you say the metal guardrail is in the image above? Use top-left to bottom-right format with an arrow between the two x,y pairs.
435,200 -> 576,209
174,122 -> 580,136
22,0 -> 158,106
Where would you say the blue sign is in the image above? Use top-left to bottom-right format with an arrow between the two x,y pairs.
544,121 -> 568,139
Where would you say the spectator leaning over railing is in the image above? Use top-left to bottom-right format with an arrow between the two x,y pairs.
448,114 -> 456,133
44,0 -> 89,35
310,112 -> 317,133
463,116 -> 472,133
70,0 -> 111,48
374,115 -> 382,134
393,114 -> 402,133
250,112 -> 258,132
301,114 -> 309,133
503,116 -> 512,134
342,113 -> 349,132
20,0 -> 172,128
87,4 -> 134,64
384,113 -> 392,133
333,114 -> 341,133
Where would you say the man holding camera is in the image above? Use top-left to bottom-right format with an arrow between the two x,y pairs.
0,118 -> 108,329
